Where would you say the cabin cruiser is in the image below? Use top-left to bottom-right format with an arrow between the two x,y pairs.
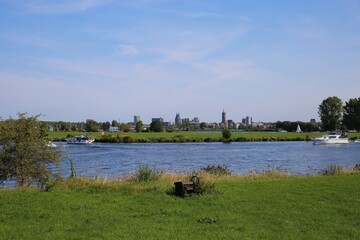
66,135 -> 95,144
311,132 -> 349,144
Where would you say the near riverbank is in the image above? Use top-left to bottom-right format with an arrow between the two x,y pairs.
48,131 -> 360,143
1,172 -> 360,239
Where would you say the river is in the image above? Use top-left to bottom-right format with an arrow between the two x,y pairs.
56,141 -> 360,177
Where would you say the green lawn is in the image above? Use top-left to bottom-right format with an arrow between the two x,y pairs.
47,131 -> 360,142
1,174 -> 360,239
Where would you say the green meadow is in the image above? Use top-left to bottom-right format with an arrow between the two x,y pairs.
47,131 -> 360,143
1,173 -> 360,239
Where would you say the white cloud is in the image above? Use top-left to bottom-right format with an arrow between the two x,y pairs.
115,44 -> 139,56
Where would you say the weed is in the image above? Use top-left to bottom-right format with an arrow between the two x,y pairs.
201,164 -> 231,176
132,164 -> 163,182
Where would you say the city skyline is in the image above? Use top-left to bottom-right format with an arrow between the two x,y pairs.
1,1 -> 360,123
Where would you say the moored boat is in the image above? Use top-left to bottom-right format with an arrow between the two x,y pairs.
66,135 -> 94,144
311,132 -> 349,144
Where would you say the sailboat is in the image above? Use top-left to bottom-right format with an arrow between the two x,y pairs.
296,124 -> 302,133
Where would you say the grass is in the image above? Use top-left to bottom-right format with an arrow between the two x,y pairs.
47,131 -> 360,143
1,173 -> 360,239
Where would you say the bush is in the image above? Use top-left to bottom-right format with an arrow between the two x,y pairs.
132,164 -> 163,182
201,165 -> 231,176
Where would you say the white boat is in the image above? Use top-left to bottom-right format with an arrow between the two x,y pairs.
47,141 -> 57,148
355,139 -> 360,143
66,135 -> 94,144
311,132 -> 349,144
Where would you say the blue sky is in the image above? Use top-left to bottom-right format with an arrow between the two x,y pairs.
1,0 -> 360,123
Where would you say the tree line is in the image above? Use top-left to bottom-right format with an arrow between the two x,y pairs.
318,96 -> 360,131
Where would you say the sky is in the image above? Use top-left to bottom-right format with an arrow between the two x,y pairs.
0,0 -> 360,124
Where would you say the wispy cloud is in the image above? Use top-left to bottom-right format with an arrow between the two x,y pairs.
23,0 -> 112,14
115,44 -> 139,56
183,12 -> 224,19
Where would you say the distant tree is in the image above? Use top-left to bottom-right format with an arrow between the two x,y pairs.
85,119 -> 99,132
135,120 -> 143,132
150,120 -> 164,132
200,122 -> 207,130
343,97 -> 360,131
101,121 -> 111,131
120,123 -> 131,132
0,113 -> 62,188
222,128 -> 232,139
318,96 -> 343,131
111,120 -> 119,127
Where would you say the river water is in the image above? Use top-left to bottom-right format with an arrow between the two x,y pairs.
56,141 -> 360,177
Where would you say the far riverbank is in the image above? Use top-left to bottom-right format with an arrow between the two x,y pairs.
48,131 -> 360,143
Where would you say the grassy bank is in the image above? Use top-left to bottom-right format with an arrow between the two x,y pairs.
47,131 -> 360,143
1,173 -> 360,239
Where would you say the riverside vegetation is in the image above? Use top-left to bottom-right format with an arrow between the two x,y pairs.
1,165 -> 360,239
48,131 -> 360,143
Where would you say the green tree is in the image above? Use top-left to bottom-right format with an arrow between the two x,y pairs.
111,120 -> 119,127
120,123 -> 131,132
85,119 -> 99,132
135,120 -> 143,132
343,97 -> 360,131
0,113 -> 62,188
150,120 -> 164,132
318,96 -> 343,131
200,122 -> 207,130
222,128 -> 232,139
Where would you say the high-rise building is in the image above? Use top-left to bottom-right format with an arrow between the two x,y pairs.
175,113 -> 182,126
134,116 -> 141,124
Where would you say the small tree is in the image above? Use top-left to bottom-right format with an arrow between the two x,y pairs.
222,128 -> 232,139
0,113 -> 62,188
150,120 -> 164,132
135,120 -> 143,132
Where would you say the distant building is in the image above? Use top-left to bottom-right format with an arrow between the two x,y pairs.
310,119 -> 316,124
175,113 -> 182,126
109,126 -> 119,132
151,117 -> 164,123
242,116 -> 252,126
222,109 -> 227,127
134,116 -> 141,124
182,118 -> 190,124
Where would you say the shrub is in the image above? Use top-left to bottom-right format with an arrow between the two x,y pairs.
132,164 -> 163,182
201,165 -> 231,176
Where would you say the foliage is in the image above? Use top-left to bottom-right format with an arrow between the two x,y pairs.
318,96 -> 343,131
135,120 -> 143,132
222,128 -> 231,139
150,120 -> 164,132
85,119 -> 99,132
275,121 -> 319,132
0,113 -> 62,188
343,97 -> 360,131
201,165 -> 231,176
132,164 -> 163,182
199,122 -> 207,130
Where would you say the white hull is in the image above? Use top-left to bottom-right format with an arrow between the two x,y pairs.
66,136 -> 94,144
312,132 -> 349,144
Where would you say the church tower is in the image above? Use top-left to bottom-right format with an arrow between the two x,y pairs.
222,109 -> 227,127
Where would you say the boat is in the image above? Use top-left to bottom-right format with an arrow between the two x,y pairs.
311,132 -> 349,144
355,139 -> 360,143
47,141 -> 57,148
66,135 -> 94,144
